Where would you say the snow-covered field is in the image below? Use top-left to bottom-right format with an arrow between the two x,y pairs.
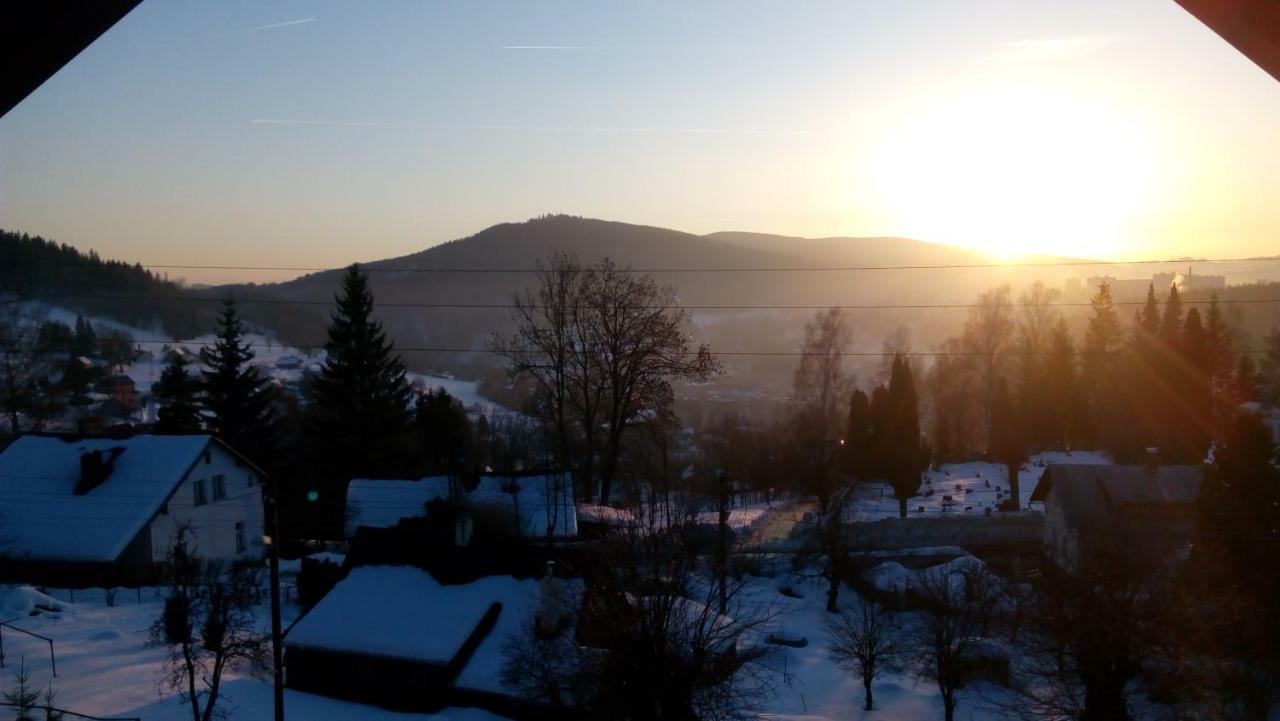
1,559 -> 1021,721
0,584 -> 509,721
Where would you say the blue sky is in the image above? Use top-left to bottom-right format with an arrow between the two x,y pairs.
1,0 -> 1277,283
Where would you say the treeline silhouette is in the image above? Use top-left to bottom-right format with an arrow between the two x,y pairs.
0,229 -> 210,337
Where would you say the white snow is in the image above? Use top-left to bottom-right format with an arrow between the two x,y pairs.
850,450 -> 1113,519
286,566 -> 533,667
0,434 -> 213,561
472,475 -> 578,538
0,584 -> 512,721
345,476 -> 454,535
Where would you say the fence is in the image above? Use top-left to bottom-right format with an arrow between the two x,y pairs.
0,619 -> 57,676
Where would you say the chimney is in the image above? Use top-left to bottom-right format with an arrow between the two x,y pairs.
76,447 -> 125,495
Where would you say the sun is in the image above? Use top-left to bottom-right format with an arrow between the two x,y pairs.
866,83 -> 1164,260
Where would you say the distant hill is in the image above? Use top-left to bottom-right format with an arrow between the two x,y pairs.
0,229 -> 210,337
218,215 -> 1089,375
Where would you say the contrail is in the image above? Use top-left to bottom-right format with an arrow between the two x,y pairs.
247,118 -> 813,136
241,17 -> 316,32
501,45 -> 607,50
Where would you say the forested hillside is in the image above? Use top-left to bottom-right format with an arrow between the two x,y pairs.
0,229 -> 211,337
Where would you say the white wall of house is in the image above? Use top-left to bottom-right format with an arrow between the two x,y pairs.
1042,488 -> 1079,570
148,443 -> 265,564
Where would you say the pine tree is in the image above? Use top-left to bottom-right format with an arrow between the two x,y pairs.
1082,282 -> 1124,451
1172,308 -> 1211,462
1043,317 -> 1079,448
1204,293 -> 1236,432
154,351 -> 203,434
1232,354 -> 1261,405
200,301 -> 281,466
73,314 -> 96,357
845,388 -> 873,479
1159,283 -> 1183,350
990,377 -> 1025,509
307,265 -> 413,480
885,354 -> 924,518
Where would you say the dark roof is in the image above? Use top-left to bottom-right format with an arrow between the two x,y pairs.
1031,464 -> 1204,528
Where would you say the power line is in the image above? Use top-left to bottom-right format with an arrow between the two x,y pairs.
6,291 -> 1280,311
3,255 -> 1279,274
3,335 -> 1274,357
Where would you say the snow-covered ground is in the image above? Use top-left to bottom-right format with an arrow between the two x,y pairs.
850,450 -> 1112,520
0,584 -> 510,721
2,557 -> 1020,721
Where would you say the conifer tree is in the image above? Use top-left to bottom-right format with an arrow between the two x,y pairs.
845,388 -> 873,479
1204,293 -> 1237,430
885,354 -> 924,518
1170,308 -> 1212,462
154,351 -> 203,434
1232,354 -> 1261,406
1159,283 -> 1183,350
308,265 -> 413,480
1082,282 -> 1125,451
990,376 -> 1025,509
1043,317 -> 1080,448
73,314 -> 96,357
200,301 -> 281,465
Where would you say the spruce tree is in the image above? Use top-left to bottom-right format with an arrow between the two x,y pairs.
1159,283 -> 1183,350
1204,293 -> 1236,430
308,265 -> 412,480
153,352 -> 203,434
1173,308 -> 1211,462
1043,317 -> 1079,448
200,301 -> 280,465
845,388 -> 873,479
73,314 -> 96,357
1082,282 -> 1124,451
886,354 -> 924,518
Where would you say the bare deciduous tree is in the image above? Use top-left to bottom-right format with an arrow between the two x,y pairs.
791,308 -> 853,510
149,528 -> 270,721
909,564 -> 1000,721
827,597 -> 903,711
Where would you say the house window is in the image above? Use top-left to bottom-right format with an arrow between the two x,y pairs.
235,522 -> 247,553
212,474 -> 226,500
193,479 -> 208,506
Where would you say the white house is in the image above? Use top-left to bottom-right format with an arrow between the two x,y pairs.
0,434 -> 266,583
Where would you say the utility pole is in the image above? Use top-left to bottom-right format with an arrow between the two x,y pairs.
266,472 -> 286,721
716,470 -> 730,616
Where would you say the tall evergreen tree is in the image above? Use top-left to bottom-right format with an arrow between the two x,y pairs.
73,314 -> 96,357
885,354 -> 924,518
1203,293 -> 1235,426
1159,283 -> 1183,350
990,376 -> 1025,509
1082,282 -> 1125,452
845,388 -> 873,479
1232,354 -> 1261,406
153,352 -> 203,434
1171,308 -> 1211,462
308,265 -> 413,481
200,301 -> 281,466
1043,317 -> 1080,448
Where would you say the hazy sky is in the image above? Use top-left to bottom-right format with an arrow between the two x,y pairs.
1,0 -> 1277,284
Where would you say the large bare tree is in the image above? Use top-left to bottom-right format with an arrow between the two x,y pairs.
791,308 -> 854,510
499,256 -> 719,505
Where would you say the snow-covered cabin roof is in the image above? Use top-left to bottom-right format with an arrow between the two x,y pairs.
0,434 -> 221,562
285,565 -> 538,666
345,476 -> 454,536
345,473 -> 577,539
472,474 -> 577,538
1030,464 -> 1203,528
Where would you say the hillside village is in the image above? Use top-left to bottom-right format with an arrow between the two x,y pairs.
2,243 -> 1280,721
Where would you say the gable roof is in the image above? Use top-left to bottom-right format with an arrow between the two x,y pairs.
285,565 -> 538,667
0,434 -> 214,562
1031,464 -> 1204,529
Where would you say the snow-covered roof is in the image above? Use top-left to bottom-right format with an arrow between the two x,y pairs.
0,434 -> 215,562
345,474 -> 578,539
286,565 -> 536,667
345,476 -> 453,536
1031,464 -> 1203,524
472,475 -> 577,539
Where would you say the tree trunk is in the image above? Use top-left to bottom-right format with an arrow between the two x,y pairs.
863,675 -> 874,710
898,495 -> 908,518
826,575 -> 839,613
1006,461 -> 1020,510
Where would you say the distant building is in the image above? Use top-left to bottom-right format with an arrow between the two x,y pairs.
93,375 -> 140,410
0,434 -> 266,585
345,472 -> 577,540
1085,276 -> 1152,300
1030,463 -> 1202,571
